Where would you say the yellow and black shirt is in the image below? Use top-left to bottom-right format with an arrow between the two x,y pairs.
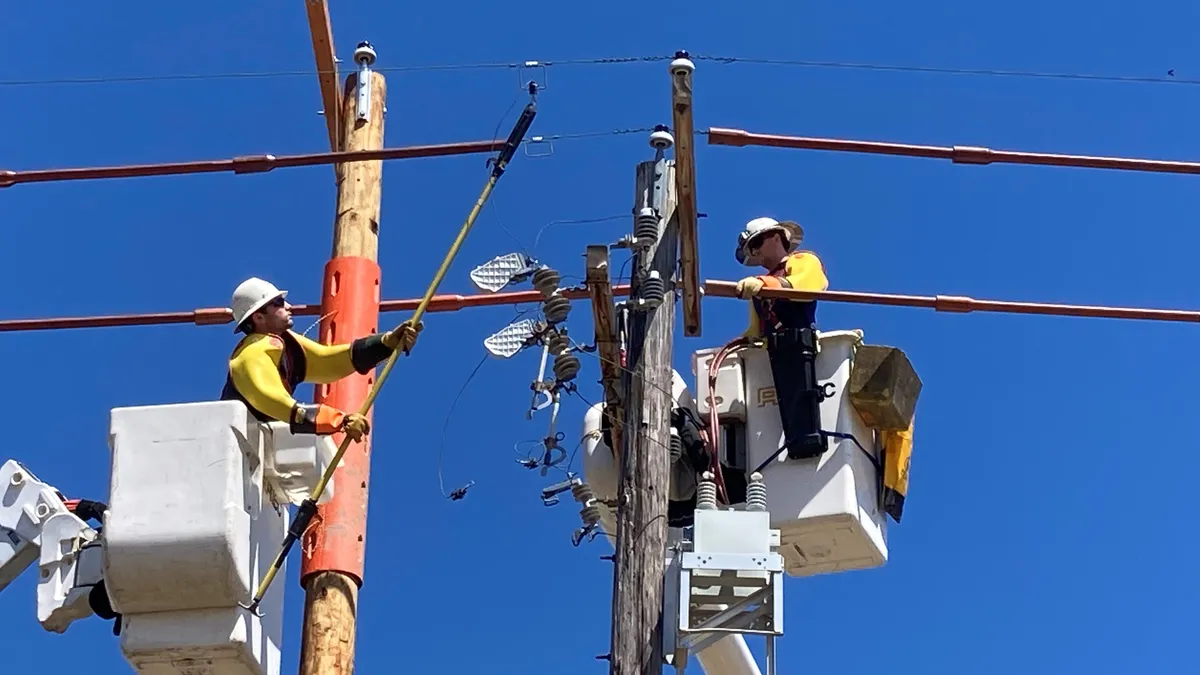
743,250 -> 830,338
220,329 -> 394,434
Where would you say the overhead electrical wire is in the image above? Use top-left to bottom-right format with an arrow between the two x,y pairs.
1,53 -> 1190,89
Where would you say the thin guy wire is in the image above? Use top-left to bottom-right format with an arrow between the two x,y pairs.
693,54 -> 1192,86
532,215 -> 627,254
435,306 -> 536,498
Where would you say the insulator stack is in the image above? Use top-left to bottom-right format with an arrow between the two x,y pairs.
635,207 -> 659,249
532,267 -> 561,298
553,351 -> 580,382
745,472 -> 768,512
545,330 -> 579,382
543,294 -> 571,324
696,471 -> 717,510
573,481 -> 603,530
669,428 -> 682,464
639,271 -> 666,309
547,330 -> 570,356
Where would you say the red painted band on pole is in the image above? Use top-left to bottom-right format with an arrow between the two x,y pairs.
301,256 -> 381,586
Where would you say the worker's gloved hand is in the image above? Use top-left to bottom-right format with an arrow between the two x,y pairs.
341,413 -> 371,442
382,320 -> 424,354
736,276 -> 765,299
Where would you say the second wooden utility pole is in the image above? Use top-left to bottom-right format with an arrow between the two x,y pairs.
611,152 -> 679,675
299,42 -> 387,675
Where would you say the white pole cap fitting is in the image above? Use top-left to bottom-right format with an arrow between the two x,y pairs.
735,217 -> 804,267
231,277 -> 288,330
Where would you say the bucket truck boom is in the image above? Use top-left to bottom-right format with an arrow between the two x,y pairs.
0,459 -> 107,634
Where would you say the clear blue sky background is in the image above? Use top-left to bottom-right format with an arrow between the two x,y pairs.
3,1 -> 1198,673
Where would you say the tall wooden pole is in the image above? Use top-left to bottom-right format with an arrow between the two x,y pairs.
611,156 -> 678,675
298,53 -> 387,675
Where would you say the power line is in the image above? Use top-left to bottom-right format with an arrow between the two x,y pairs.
1,53 -> 1190,89
0,56 -> 671,87
694,54 -> 1190,86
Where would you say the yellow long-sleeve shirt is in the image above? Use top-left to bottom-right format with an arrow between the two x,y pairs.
744,251 -> 830,338
220,329 -> 394,434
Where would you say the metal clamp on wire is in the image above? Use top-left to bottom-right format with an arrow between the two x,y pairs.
487,82 -> 538,179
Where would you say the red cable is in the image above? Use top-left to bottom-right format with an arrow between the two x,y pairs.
704,336 -> 753,505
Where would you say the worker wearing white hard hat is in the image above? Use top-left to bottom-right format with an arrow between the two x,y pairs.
220,277 -> 423,440
733,217 -> 830,460
733,216 -> 828,337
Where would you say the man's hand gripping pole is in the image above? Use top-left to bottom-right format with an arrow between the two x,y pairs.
241,92 -> 538,616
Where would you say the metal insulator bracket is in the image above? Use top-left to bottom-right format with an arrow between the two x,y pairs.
524,135 -> 555,158
541,474 -> 582,507
353,41 -> 377,122
517,61 -> 549,91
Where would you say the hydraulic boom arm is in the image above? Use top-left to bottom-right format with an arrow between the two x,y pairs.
0,459 -> 107,633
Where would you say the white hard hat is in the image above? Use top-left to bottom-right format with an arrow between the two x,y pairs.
735,216 -> 804,267
231,277 -> 288,331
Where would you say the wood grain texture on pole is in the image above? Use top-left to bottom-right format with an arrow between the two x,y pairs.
612,158 -> 677,675
299,66 -> 387,675
586,244 -> 624,462
669,54 -> 702,337
331,73 -> 386,260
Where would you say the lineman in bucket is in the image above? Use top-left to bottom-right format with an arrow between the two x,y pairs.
734,216 -> 831,460
220,277 -> 423,439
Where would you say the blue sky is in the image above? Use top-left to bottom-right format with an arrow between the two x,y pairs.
3,1 -> 1199,673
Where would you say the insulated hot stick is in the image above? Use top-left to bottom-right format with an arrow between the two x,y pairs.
242,91 -> 538,616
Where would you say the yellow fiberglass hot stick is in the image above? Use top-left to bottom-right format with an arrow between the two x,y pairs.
242,94 -> 538,615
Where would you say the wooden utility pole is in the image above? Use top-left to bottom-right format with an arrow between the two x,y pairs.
298,51 -> 387,675
611,156 -> 678,675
